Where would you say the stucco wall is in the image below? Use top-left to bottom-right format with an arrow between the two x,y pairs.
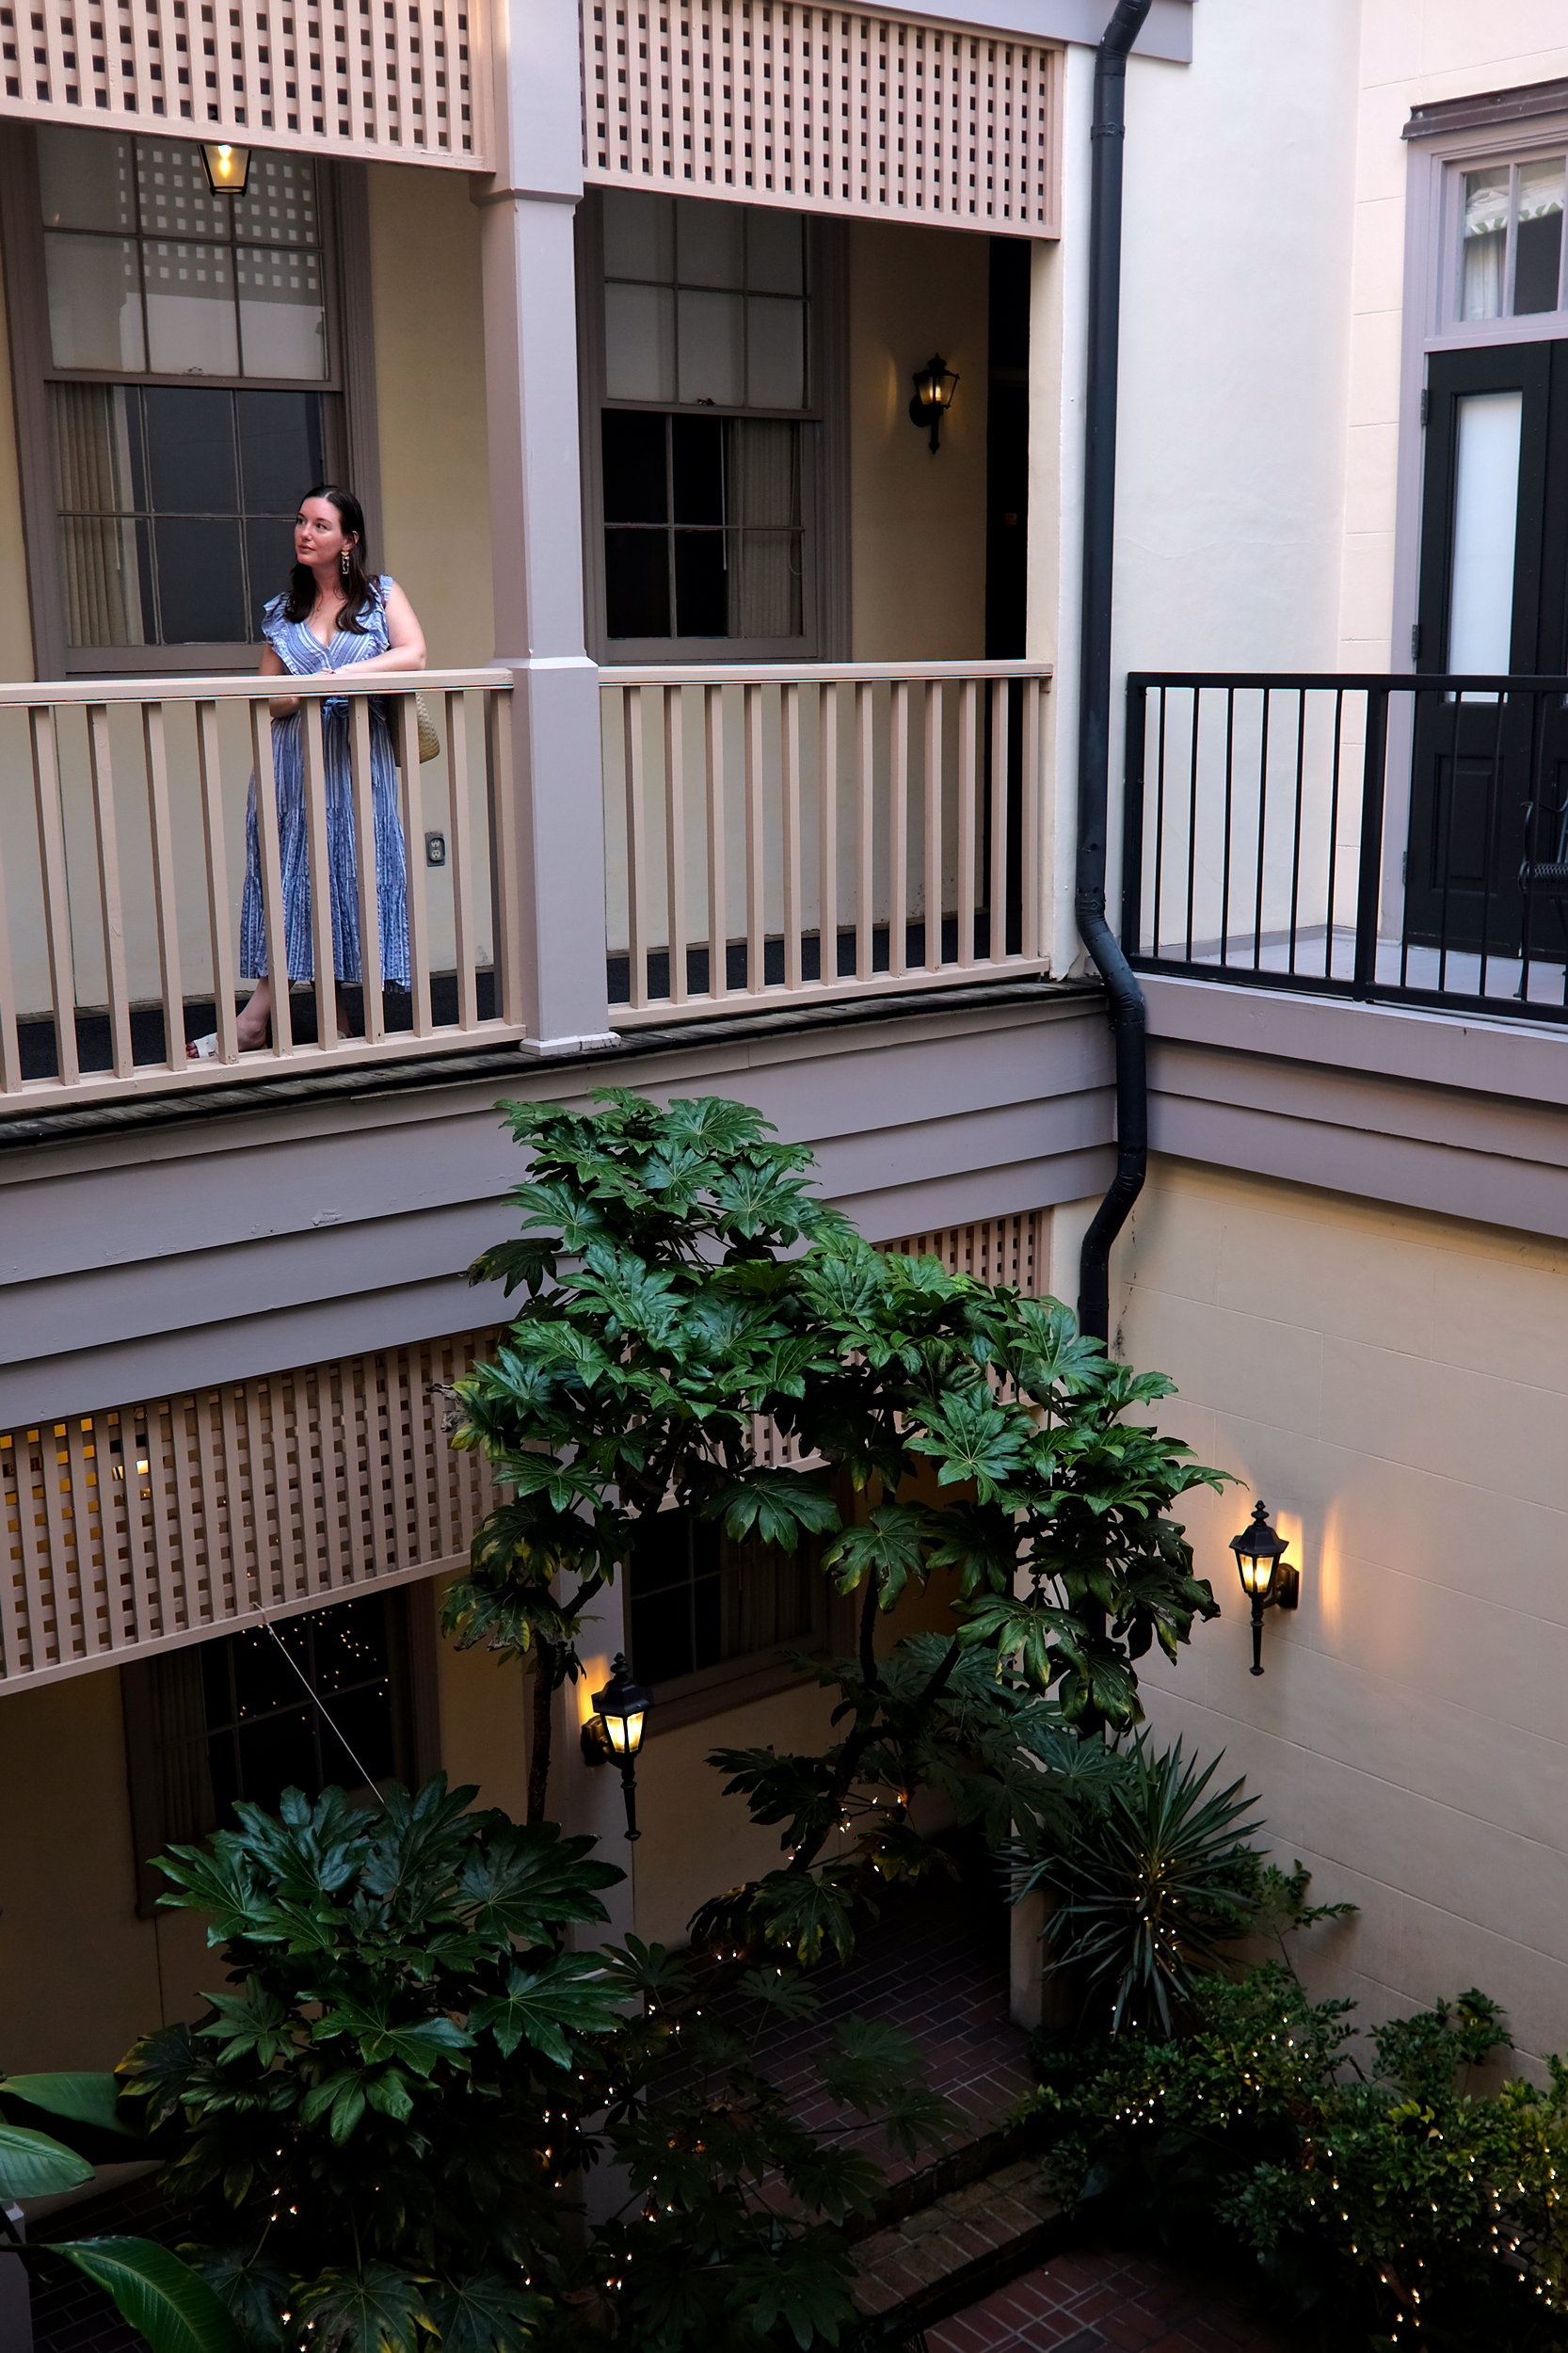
364,163 -> 494,667
846,218 -> 989,661
1116,1155 -> 1568,2070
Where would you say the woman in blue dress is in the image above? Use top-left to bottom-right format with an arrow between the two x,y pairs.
189,485 -> 426,1056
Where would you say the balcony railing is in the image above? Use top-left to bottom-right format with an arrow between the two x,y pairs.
0,668 -> 522,1110
600,660 -> 1052,1022
1123,672 -> 1568,1024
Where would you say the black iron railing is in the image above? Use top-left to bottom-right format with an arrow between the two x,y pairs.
1122,672 -> 1568,1022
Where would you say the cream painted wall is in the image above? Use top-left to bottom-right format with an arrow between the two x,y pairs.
0,1670 -> 209,2072
846,219 -> 989,661
0,235 -> 38,682
364,163 -> 494,667
1341,4 -> 1568,668
1114,1157 -> 1568,2070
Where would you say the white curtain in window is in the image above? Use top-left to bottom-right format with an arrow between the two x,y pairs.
50,382 -> 145,647
728,419 -> 800,639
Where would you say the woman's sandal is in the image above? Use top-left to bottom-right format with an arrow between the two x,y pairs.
187,1032 -> 219,1060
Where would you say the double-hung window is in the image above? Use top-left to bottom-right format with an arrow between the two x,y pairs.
585,188 -> 842,660
1449,150 -> 1566,328
2,123 -> 366,675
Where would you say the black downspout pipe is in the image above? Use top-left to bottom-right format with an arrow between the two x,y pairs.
1075,0 -> 1151,1349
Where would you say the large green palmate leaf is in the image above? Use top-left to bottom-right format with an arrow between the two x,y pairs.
54,2238 -> 243,2353
0,2073 -> 138,2139
0,2120 -> 93,2199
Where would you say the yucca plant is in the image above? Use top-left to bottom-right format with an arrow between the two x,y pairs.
1015,1737 -> 1265,2033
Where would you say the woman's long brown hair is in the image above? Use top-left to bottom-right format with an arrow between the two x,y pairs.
280,484 -> 374,633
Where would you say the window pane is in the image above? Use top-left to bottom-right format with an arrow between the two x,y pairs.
135,138 -> 232,240
236,389 -> 326,513
1513,156 -> 1565,314
728,417 -> 799,527
605,527 -> 671,636
674,531 -> 727,634
603,408 -> 669,522
60,515 -> 147,645
237,245 -> 327,378
605,280 -> 676,402
1461,168 -> 1509,321
143,386 -> 237,513
602,188 -> 674,281
230,1705 -> 321,1813
746,295 -> 805,408
678,288 -> 744,404
310,1595 -> 392,1695
143,240 -> 239,375
677,196 -> 744,287
246,512 -> 298,628
232,152 -> 321,248
745,206 -> 804,295
152,516 -> 248,641
671,413 -> 723,522
1448,388 -> 1522,673
38,128 -> 135,231
45,233 -> 146,370
731,532 -> 801,637
52,382 -> 148,645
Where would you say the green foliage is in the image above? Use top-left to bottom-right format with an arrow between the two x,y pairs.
0,2074 -> 239,2353
1012,1737 -> 1269,2034
126,1780 -> 957,2353
1025,1963 -> 1568,2350
119,1778 -> 618,2351
446,1091 -> 1226,1749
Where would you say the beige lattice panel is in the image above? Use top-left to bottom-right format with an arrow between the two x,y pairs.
882,1209 -> 1052,1294
0,0 -> 486,165
585,0 -> 1060,232
0,1332 -> 503,1689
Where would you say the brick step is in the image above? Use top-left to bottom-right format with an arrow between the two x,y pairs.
850,2153 -> 1073,2346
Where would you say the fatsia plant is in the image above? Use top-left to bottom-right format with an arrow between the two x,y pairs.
121,1779 -> 957,2353
0,2070 -> 239,2353
119,1776 -> 624,2351
445,1088 -> 1228,1842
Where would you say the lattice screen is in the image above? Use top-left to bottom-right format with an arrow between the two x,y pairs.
585,0 -> 1061,232
0,0 -> 484,165
1,1331 -> 500,1689
881,1209 -> 1052,1293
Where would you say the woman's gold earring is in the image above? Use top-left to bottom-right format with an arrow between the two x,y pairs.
341,550 -> 350,577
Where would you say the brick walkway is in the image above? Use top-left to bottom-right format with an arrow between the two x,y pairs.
929,2242 -> 1288,2353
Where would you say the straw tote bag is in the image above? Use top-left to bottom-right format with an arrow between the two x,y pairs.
391,694 -> 441,765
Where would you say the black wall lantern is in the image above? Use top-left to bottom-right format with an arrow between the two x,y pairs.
1229,1501 -> 1299,1677
580,1654 -> 653,1841
200,142 -> 251,195
908,354 -> 959,452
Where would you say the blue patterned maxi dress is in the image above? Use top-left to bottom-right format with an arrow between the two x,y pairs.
238,577 -> 410,985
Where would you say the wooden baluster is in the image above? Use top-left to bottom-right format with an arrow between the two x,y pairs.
1020,677 -> 1043,959
195,701 -> 240,1063
856,680 -> 875,981
781,680 -> 803,990
29,708 -> 78,1087
248,699 -> 295,1054
445,690 -> 479,1032
957,678 -> 979,965
623,684 -> 649,1010
383,687 -> 421,1040
664,687 -> 690,1005
989,678 -> 1011,963
86,703 -> 135,1078
0,731 -> 21,1096
349,692 -> 384,1040
705,681 -> 728,1000
818,680 -> 839,992
923,679 -> 944,972
488,687 -> 527,1029
141,702 -> 186,1073
300,692 -> 339,1051
888,678 -> 910,977
744,681 -> 766,994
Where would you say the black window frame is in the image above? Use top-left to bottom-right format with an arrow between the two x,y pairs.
0,120 -> 382,680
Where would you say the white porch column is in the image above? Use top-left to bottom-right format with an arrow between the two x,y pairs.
479,0 -> 617,1054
